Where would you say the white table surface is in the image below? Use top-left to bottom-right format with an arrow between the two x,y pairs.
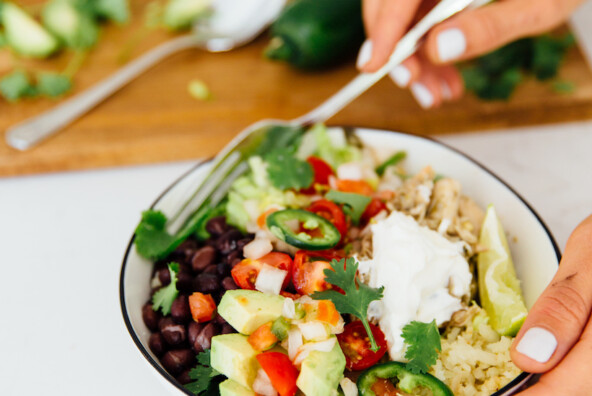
1,122 -> 591,395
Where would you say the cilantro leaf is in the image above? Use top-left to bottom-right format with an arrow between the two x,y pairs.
0,70 -> 36,102
37,73 -> 72,97
401,320 -> 441,374
93,0 -> 130,24
325,190 -> 371,225
312,258 -> 384,351
186,350 -> 223,395
152,263 -> 180,315
264,148 -> 313,190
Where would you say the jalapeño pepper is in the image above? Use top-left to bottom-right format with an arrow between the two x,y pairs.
357,362 -> 453,396
266,209 -> 341,250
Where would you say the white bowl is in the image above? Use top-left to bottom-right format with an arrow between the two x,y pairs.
120,127 -> 561,395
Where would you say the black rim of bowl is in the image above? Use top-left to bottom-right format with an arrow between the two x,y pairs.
120,128 -> 562,396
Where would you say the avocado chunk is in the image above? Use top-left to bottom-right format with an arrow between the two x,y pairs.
211,334 -> 260,389
1,2 -> 60,58
296,338 -> 346,396
218,290 -> 285,335
42,0 -> 99,49
163,0 -> 210,30
219,379 -> 256,396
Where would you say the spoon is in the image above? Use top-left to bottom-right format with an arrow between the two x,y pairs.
5,0 -> 286,151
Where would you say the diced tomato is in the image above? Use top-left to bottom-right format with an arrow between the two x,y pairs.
231,252 -> 293,290
337,321 -> 388,371
256,352 -> 300,396
306,200 -> 347,240
257,208 -> 279,229
316,300 -> 341,327
301,157 -> 334,194
336,179 -> 375,196
371,378 -> 399,396
188,292 -> 216,323
292,250 -> 343,295
248,322 -> 278,351
361,198 -> 388,225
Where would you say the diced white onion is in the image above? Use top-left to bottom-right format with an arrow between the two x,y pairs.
282,298 -> 296,319
340,378 -> 358,396
293,337 -> 337,366
255,264 -> 287,295
253,368 -> 277,396
298,322 -> 328,341
150,274 -> 162,289
287,328 -> 303,360
337,162 -> 364,180
243,238 -> 273,260
328,175 -> 338,190
295,295 -> 313,304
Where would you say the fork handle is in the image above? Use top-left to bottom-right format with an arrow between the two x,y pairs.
5,34 -> 199,151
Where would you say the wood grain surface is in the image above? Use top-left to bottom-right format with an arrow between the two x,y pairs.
2,1 -> 592,177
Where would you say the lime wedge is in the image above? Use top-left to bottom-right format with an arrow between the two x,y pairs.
478,205 -> 528,336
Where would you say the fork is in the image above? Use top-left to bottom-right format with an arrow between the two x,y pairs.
167,0 -> 491,233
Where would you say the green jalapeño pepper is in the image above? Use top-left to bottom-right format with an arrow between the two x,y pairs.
266,209 -> 340,251
357,362 -> 453,396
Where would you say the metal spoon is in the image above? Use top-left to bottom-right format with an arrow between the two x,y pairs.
5,0 -> 286,151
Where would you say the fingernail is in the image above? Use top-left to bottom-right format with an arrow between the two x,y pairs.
410,83 -> 434,109
516,327 -> 558,363
437,28 -> 467,62
389,65 -> 411,88
441,81 -> 452,100
357,40 -> 373,69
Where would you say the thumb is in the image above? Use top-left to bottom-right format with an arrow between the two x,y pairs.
510,215 -> 592,373
423,0 -> 583,64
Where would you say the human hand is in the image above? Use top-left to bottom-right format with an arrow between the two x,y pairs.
510,215 -> 592,394
357,0 -> 585,108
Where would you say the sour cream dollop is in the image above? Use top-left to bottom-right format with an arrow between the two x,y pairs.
358,211 -> 472,360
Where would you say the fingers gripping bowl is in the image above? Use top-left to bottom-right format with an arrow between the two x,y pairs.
120,127 -> 560,396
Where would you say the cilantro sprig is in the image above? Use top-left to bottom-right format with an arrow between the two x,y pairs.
312,258 -> 384,352
325,190 -> 371,225
401,320 -> 441,374
264,148 -> 313,190
185,350 -> 223,395
151,262 -> 179,315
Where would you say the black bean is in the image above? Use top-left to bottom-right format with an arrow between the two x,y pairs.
203,264 -> 218,275
176,271 -> 194,294
225,250 -> 241,264
142,303 -> 162,331
216,262 -> 231,277
171,295 -> 191,324
214,313 -> 227,325
222,276 -> 238,290
221,323 -> 236,334
216,230 -> 243,254
149,333 -> 166,357
158,267 -> 171,286
160,318 -> 186,346
161,349 -> 194,376
193,273 -> 220,294
191,246 -> 217,272
205,216 -> 230,237
177,370 -> 192,385
188,322 -> 205,346
195,323 -> 218,352
230,258 -> 242,268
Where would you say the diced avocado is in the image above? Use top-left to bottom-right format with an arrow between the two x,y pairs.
211,334 -> 260,389
219,379 -> 256,396
163,0 -> 210,30
42,0 -> 99,49
296,338 -> 346,396
1,2 -> 60,58
218,290 -> 285,335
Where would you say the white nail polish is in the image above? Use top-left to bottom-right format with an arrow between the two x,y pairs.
516,327 -> 558,363
441,81 -> 452,100
357,40 -> 373,69
437,28 -> 467,62
410,83 -> 434,109
389,65 -> 411,88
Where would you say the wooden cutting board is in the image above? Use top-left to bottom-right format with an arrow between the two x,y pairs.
2,1 -> 592,177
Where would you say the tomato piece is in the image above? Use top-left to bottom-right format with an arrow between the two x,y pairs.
248,322 -> 278,351
306,199 -> 347,240
256,352 -> 299,396
188,292 -> 216,323
336,179 -> 375,196
361,198 -> 388,225
257,208 -> 279,229
292,250 -> 343,295
316,300 -> 341,327
337,321 -> 388,371
301,157 -> 334,194
231,252 -> 293,290
280,291 -> 302,300
371,378 -> 399,396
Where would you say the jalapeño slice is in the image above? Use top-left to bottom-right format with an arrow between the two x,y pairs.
266,209 -> 341,251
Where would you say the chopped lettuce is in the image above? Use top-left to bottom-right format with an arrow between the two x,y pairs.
307,124 -> 361,169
